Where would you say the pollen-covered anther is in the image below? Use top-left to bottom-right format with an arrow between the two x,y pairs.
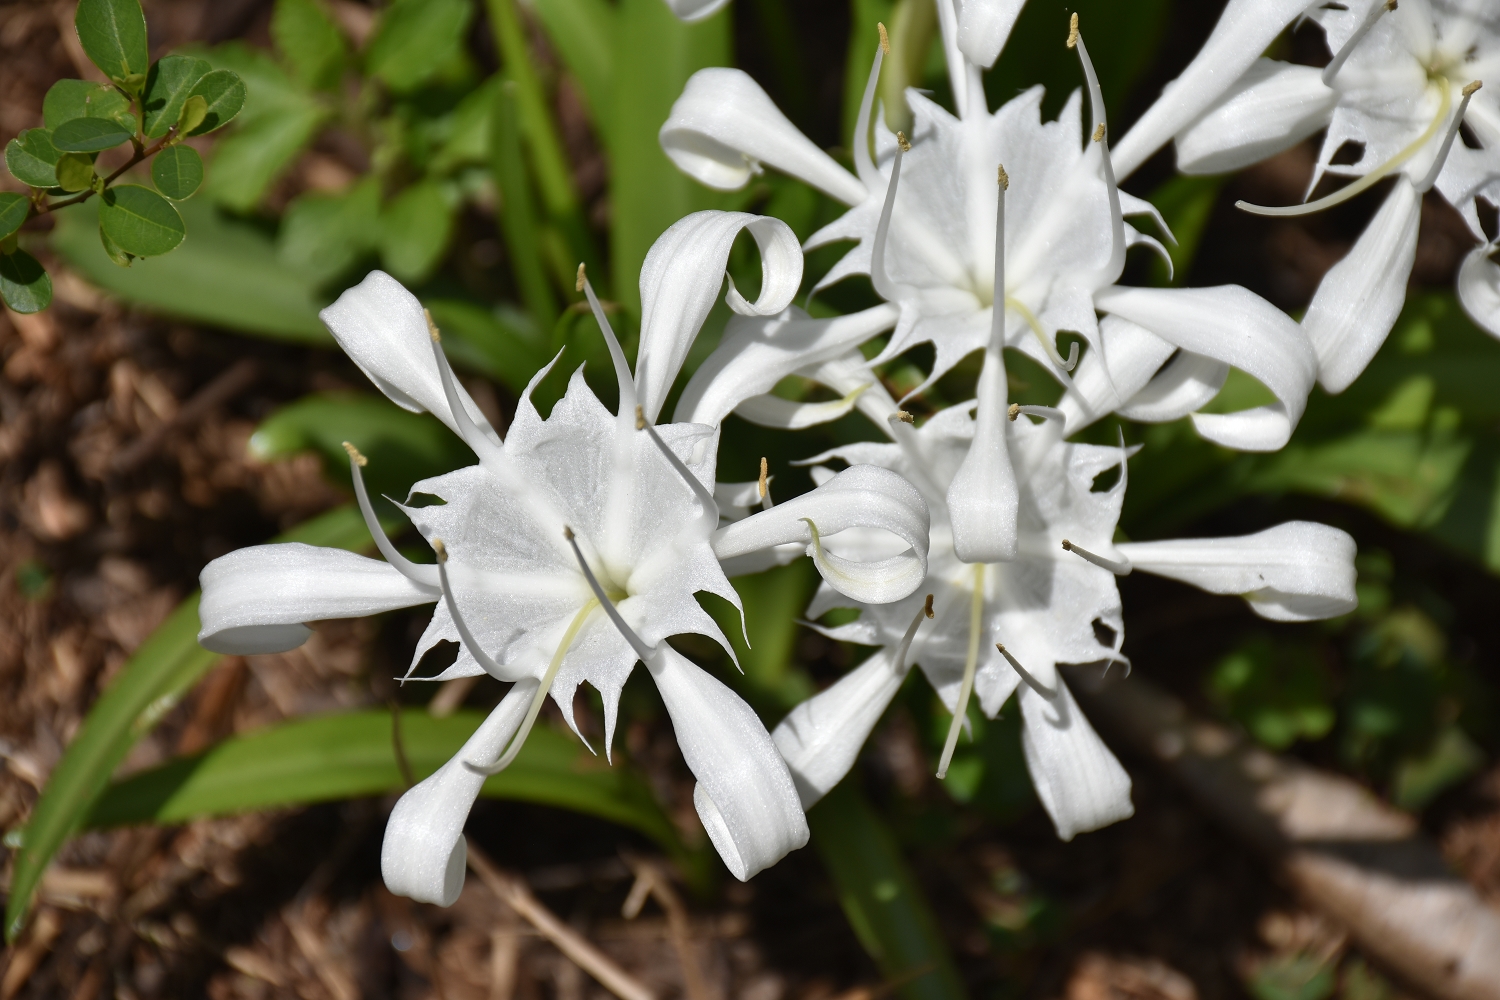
996,643 -> 1055,698
341,441 -> 368,467
423,308 -> 441,343
895,409 -> 915,424
896,131 -> 911,153
923,593 -> 934,619
1464,80 -> 1483,98
433,537 -> 448,563
575,262 -> 586,292
1066,12 -> 1079,49
562,525 -> 575,541
1092,122 -> 1106,143
892,592 -> 937,675
877,21 -> 889,54
1007,403 -> 1021,421
635,404 -> 647,431
758,457 -> 769,501
997,164 -> 1009,190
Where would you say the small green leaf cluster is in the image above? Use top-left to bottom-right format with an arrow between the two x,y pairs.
0,0 -> 244,312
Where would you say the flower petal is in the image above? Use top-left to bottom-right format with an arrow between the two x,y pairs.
1459,243 -> 1500,339
1111,0 -> 1314,179
661,69 -> 867,205
649,646 -> 808,880
711,465 -> 930,605
198,543 -> 438,654
381,680 -> 535,906
1117,351 -> 1229,423
1117,521 -> 1358,621
660,0 -> 731,21
1094,284 -> 1316,451
637,212 -> 804,423
956,0 -> 1025,70
1057,314 -> 1177,432
1175,60 -> 1337,175
674,304 -> 898,426
319,271 -> 498,441
1302,179 -> 1421,393
772,647 -> 905,808
1019,680 -> 1133,842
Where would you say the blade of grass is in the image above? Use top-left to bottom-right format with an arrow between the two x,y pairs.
491,80 -> 560,330
527,0 -> 615,140
4,503 -> 382,942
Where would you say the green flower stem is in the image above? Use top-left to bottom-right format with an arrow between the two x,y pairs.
491,81 -> 560,330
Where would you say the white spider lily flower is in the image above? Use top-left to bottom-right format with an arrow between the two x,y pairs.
198,213 -> 933,903
1117,0 -> 1500,389
762,385 -> 1356,841
659,0 -> 730,23
1459,242 -> 1500,337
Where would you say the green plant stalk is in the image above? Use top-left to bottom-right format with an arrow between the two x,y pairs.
4,503 -> 381,942
878,0 -> 936,136
810,780 -> 968,1000
491,82 -> 560,330
484,0 -> 600,288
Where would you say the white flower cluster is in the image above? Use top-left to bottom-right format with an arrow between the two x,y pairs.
195,0 -> 1500,902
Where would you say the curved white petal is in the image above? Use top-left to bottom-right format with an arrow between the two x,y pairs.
660,69 -> 867,205
1094,284 -> 1316,451
1057,314 -> 1177,432
946,346 -> 1019,563
674,304 -> 898,426
1117,351 -> 1230,423
734,392 -> 867,430
1117,521 -> 1358,621
660,0 -> 730,21
198,543 -> 438,654
1302,179 -> 1422,393
772,648 -> 905,808
319,271 -> 498,441
649,646 -> 808,880
956,0 -> 1024,70
381,680 -> 536,906
1458,243 -> 1500,339
711,465 -> 930,604
637,212 -> 804,422
1175,60 -> 1337,175
1111,0 -> 1316,179
1019,680 -> 1134,842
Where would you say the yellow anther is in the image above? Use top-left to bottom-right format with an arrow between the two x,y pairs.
433,538 -> 448,563
1061,539 -> 1074,552
997,163 -> 1009,189
1385,0 -> 1397,9
635,404 -> 646,430
1093,122 -> 1106,143
895,409 -> 915,423
996,642 -> 1006,653
878,22 -> 889,54
424,308 -> 441,343
341,441 -> 368,467
758,457 -> 769,500
1464,80 -> 1483,98
923,593 -> 934,619
896,131 -> 911,152
1007,403 -> 1021,421
576,262 -> 586,292
563,525 -> 575,541
1066,12 -> 1079,49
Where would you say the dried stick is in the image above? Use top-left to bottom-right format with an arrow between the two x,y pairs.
466,842 -> 655,1000
622,856 -> 711,1000
1064,664 -> 1500,1000
112,358 -> 258,474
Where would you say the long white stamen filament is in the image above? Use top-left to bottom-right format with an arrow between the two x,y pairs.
1237,79 -> 1452,217
892,593 -> 935,675
870,131 -> 911,301
426,313 -> 509,465
1416,81 -> 1482,192
636,406 -> 719,527
881,411 -> 944,496
937,564 -> 985,779
431,538 -> 505,680
466,597 -> 598,775
990,164 -> 1008,354
577,264 -> 638,421
342,442 -> 437,588
1322,0 -> 1396,86
1061,538 -> 1132,575
852,24 -> 889,184
563,526 -> 656,663
1070,15 -> 1127,287
1007,404 -> 1067,427
996,643 -> 1057,699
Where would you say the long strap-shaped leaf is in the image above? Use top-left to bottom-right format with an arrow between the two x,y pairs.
5,504 -> 375,941
84,709 -> 685,862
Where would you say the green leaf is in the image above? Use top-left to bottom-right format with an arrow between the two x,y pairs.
50,197 -> 328,342
365,0 -> 473,93
99,184 -> 185,257
424,298 -> 551,396
83,710 -> 685,860
42,79 -> 134,132
54,153 -> 96,193
378,179 -> 455,283
184,69 -> 247,135
5,130 -> 61,188
0,193 -> 27,242
278,178 -> 381,285
176,95 -> 208,136
99,221 -> 135,267
490,81 -> 558,329
205,107 -> 325,211
51,116 -> 134,153
527,0 -> 615,139
74,0 -> 150,90
810,781 -> 968,1000
427,75 -> 502,174
3,504 -> 377,943
151,145 -> 203,199
271,0 -> 348,91
140,54 -> 212,138
0,250 -> 52,314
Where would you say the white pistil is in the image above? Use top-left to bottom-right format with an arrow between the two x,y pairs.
1061,538 -> 1132,575
758,456 -> 773,509
342,442 -> 437,589
892,593 -> 935,675
563,526 -> 656,663
1416,81 -> 1482,192
635,405 -> 719,527
937,563 -> 985,779
1237,76 -> 1453,217
1322,0 -> 1397,86
1006,296 -> 1080,371
996,643 -> 1056,699
870,131 -> 911,301
990,164 -> 1008,357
